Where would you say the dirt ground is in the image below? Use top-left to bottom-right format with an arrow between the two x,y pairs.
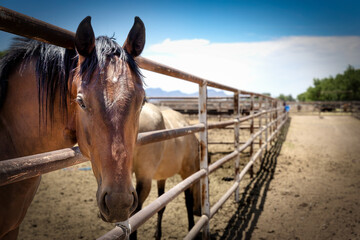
18,115 -> 360,239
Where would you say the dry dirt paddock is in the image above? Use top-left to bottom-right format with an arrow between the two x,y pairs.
18,115 -> 360,239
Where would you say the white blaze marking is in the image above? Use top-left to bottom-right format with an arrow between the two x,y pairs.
112,76 -> 118,83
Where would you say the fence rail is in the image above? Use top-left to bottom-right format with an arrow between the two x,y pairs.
0,6 -> 289,240
148,97 -> 360,117
288,101 -> 360,115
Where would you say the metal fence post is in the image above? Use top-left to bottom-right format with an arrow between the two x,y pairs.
271,100 -> 275,145
234,91 -> 240,202
259,97 -> 263,157
249,94 -> 254,178
265,98 -> 269,151
199,82 -> 210,239
275,101 -> 279,138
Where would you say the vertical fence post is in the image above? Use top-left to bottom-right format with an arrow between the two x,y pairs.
269,100 -> 272,145
199,82 -> 210,239
249,94 -> 254,178
234,91 -> 240,202
265,98 -> 269,151
218,102 -> 222,121
275,101 -> 282,138
259,97 -> 263,157
271,100 -> 277,145
271,100 -> 276,145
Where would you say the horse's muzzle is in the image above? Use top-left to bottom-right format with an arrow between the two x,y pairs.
98,186 -> 138,223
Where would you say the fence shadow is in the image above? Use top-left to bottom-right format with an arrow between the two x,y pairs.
218,117 -> 291,240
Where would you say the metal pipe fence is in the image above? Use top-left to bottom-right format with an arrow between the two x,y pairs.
287,101 -> 360,115
0,6 -> 289,240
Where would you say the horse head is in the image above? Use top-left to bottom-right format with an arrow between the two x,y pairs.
70,16 -> 145,222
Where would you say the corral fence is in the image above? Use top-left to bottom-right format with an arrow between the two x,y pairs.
287,101 -> 360,118
147,96 -> 256,116
0,7 -> 289,240
148,97 -> 360,118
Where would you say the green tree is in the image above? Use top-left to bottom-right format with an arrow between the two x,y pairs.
277,94 -> 295,101
297,65 -> 360,101
297,92 -> 307,101
277,94 -> 286,101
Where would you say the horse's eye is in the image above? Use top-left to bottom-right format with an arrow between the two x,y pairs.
76,96 -> 86,109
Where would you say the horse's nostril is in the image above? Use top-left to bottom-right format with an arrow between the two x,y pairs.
130,191 -> 138,214
102,192 -> 110,216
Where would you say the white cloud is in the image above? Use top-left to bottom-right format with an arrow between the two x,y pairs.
141,36 -> 360,98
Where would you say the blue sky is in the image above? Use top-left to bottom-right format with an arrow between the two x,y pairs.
1,0 -> 360,97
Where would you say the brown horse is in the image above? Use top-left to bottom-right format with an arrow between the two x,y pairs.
0,16 -> 145,239
132,103 -> 201,240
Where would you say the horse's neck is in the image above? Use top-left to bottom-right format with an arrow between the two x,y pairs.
0,61 -> 75,161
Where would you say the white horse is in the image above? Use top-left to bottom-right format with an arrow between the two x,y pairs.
132,102 -> 201,239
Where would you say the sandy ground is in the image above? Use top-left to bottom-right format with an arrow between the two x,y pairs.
18,115 -> 360,239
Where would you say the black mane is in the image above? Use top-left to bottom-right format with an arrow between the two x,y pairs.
0,36 -> 142,125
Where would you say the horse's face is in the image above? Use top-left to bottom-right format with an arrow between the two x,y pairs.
71,17 -> 145,222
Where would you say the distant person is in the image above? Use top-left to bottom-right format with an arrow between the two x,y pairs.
284,102 -> 290,112
285,105 -> 290,112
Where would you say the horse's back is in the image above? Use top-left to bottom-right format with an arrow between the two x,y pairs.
160,107 -> 189,129
138,102 -> 165,133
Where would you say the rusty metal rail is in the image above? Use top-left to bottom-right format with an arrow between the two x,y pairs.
0,108 -> 281,187
0,147 -> 85,187
137,123 -> 205,145
0,6 -> 289,240
0,6 -> 75,49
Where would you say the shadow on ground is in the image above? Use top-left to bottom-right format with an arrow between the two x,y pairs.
218,117 -> 291,240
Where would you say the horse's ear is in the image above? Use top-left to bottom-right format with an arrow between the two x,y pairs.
123,17 -> 145,57
75,16 -> 95,58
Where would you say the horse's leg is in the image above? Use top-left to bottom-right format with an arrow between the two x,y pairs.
130,178 -> 152,240
0,177 -> 41,239
184,188 -> 195,230
154,179 -> 166,240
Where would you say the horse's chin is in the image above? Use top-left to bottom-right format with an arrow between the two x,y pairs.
98,211 -> 129,223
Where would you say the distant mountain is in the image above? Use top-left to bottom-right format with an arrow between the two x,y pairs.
145,88 -> 231,97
